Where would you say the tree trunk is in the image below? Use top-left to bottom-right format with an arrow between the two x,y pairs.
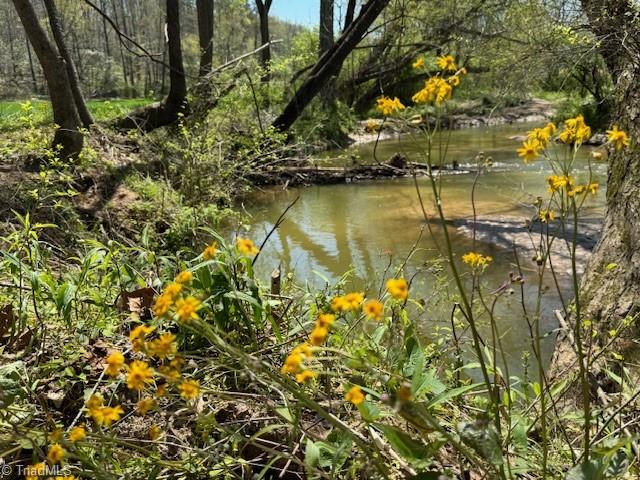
255,0 -> 272,83
344,0 -> 357,30
196,0 -> 214,77
12,0 -> 83,157
43,0 -> 94,128
319,0 -> 334,56
273,0 -> 390,132
318,0 -> 335,105
115,0 -> 186,131
579,0 -> 640,325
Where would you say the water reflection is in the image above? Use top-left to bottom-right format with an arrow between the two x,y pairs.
242,123 -> 606,373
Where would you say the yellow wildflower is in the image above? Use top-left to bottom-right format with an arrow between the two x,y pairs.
137,398 -> 156,415
607,125 -> 630,150
447,75 -> 461,86
547,175 -> 574,193
153,293 -> 173,317
281,352 -> 303,375
291,343 -> 313,359
517,138 -> 542,163
559,115 -> 591,144
462,252 -> 493,268
412,57 -> 425,69
587,182 -> 599,195
376,96 -> 405,116
68,425 -> 86,442
149,425 -> 162,440
363,299 -> 384,320
127,360 -> 154,391
105,351 -> 125,377
295,370 -> 317,383
316,313 -> 336,328
413,77 -> 453,105
97,405 -> 124,427
343,292 -> 364,310
147,332 -> 177,359
539,209 -> 555,223
203,241 -> 218,260
568,185 -> 586,197
163,282 -> 182,299
436,54 -> 456,71
179,379 -> 200,400
175,270 -> 193,284
129,324 -> 155,352
309,326 -> 329,346
591,151 -> 604,161
386,278 -> 409,300
345,385 -> 365,405
47,443 -> 65,464
175,296 -> 201,322
158,365 -> 181,380
236,237 -> 260,256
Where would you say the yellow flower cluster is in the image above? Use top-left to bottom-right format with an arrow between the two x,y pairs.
363,299 -> 384,320
386,278 -> 409,300
547,175 -> 574,193
558,115 -> 591,144
412,76 -> 453,105
345,385 -> 365,405
281,341 -> 315,383
606,125 -> 629,151
153,270 -> 202,323
331,292 -> 364,312
412,57 -> 425,69
539,209 -> 555,223
436,55 -> 457,72
376,96 -> 406,116
517,122 -> 556,162
236,237 -> 259,256
86,394 -> 124,427
462,252 -> 493,268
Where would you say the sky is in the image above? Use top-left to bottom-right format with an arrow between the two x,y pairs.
270,0 -> 321,26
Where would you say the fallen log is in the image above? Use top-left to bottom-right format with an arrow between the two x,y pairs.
248,161 -> 475,187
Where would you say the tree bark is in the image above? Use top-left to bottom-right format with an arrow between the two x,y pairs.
43,0 -> 94,128
12,0 -> 83,157
254,0 -> 272,83
196,0 -> 214,77
579,0 -> 640,325
273,0 -> 391,132
319,0 -> 334,56
115,0 -> 187,131
344,0 -> 357,31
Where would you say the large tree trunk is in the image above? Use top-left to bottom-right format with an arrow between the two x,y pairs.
43,0 -> 94,128
273,0 -> 391,132
579,0 -> 640,325
115,0 -> 187,132
318,0 -> 335,105
255,0 -> 272,83
196,0 -> 214,77
319,0 -> 334,56
12,0 -> 83,158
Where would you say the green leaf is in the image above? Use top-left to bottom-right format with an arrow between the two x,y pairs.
564,460 -> 606,480
376,423 -> 432,463
425,383 -> 480,409
305,439 -> 321,471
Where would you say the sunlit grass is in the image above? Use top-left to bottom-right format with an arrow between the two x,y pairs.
0,98 -> 154,131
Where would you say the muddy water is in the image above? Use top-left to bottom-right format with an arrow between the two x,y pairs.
242,123 -> 606,373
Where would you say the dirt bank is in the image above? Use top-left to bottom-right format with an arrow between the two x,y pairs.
350,98 -> 556,146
